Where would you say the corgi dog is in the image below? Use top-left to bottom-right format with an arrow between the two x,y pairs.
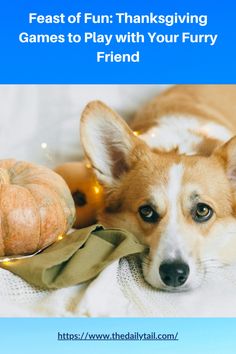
80,85 -> 236,292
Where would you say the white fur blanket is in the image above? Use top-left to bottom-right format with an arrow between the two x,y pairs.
1,255 -> 236,317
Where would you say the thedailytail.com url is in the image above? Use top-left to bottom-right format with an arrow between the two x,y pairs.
57,331 -> 179,341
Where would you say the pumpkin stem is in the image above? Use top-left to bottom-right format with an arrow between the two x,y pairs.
0,168 -> 10,184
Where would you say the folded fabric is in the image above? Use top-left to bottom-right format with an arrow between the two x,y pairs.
1,225 -> 146,289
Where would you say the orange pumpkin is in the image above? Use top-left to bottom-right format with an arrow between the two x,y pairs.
0,159 -> 75,256
54,162 -> 104,229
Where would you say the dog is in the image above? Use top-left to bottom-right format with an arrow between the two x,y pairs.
80,85 -> 236,292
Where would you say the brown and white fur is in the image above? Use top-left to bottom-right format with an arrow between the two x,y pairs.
80,85 -> 236,292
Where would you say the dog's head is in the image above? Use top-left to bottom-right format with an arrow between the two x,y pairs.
80,101 -> 236,291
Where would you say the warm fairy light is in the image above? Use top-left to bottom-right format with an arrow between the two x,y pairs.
57,235 -> 64,241
1,257 -> 11,266
40,141 -> 54,162
133,131 -> 139,136
0,257 -> 16,266
93,185 -> 101,194
41,142 -> 48,149
85,163 -> 92,169
2,260 -> 12,266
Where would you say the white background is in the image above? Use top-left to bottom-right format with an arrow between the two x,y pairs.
0,85 -> 168,167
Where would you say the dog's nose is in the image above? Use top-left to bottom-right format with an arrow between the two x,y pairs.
159,261 -> 190,287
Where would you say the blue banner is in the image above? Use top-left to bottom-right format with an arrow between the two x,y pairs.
1,318 -> 236,354
0,0 -> 235,83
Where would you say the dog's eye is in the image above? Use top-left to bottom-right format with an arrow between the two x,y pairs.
138,205 -> 159,223
192,203 -> 213,223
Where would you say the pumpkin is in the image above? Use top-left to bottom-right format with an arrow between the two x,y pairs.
0,159 -> 75,256
54,161 -> 104,229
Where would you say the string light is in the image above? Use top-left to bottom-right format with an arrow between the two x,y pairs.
93,185 -> 101,194
2,260 -> 12,266
40,141 -> 54,163
133,131 -> 140,136
41,142 -> 48,149
0,257 -> 21,265
0,257 -> 11,266
0,236 -> 67,266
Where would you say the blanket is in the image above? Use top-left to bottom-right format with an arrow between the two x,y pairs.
1,254 -> 236,317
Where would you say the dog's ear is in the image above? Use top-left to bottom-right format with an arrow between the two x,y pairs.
215,136 -> 236,187
80,101 -> 142,185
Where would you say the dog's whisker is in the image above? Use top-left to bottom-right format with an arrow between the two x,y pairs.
197,258 -> 231,266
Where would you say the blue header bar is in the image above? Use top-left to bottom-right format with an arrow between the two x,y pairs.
0,0 -> 235,83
